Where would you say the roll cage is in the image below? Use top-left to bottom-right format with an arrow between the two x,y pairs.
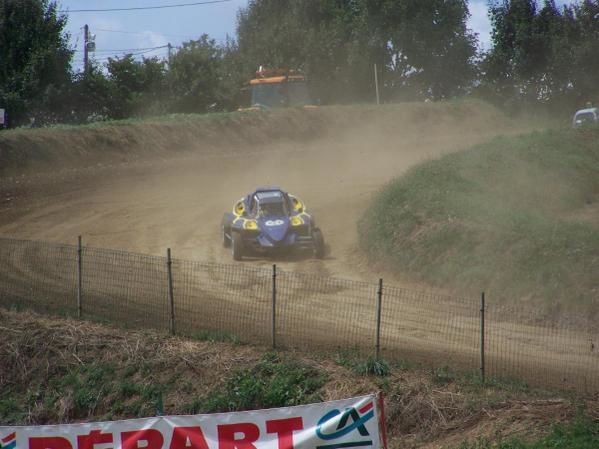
234,189 -> 305,219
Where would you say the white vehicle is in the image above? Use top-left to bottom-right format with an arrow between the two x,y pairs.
572,107 -> 599,128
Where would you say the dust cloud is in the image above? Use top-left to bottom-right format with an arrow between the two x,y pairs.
0,102 -> 537,281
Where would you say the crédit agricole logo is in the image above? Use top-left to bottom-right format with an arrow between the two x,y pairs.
315,400 -> 375,449
1,433 -> 16,449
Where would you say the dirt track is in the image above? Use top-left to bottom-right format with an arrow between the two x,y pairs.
0,104 -> 526,281
2,104 -> 599,393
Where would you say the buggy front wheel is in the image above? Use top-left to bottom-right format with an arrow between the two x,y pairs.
312,229 -> 325,259
232,232 -> 244,261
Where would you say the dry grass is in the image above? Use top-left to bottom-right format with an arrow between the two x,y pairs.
1,309 -> 596,448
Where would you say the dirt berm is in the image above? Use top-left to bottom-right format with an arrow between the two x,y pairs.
0,101 -> 522,177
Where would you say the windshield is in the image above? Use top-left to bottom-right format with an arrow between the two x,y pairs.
251,81 -> 311,108
251,84 -> 287,108
287,82 -> 310,106
258,201 -> 287,218
575,112 -> 596,123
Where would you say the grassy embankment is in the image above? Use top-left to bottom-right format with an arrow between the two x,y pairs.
1,309 -> 597,448
0,100 -> 530,178
0,108 -> 332,177
359,127 -> 599,310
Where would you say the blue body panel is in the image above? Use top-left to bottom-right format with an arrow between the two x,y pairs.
222,188 -> 316,254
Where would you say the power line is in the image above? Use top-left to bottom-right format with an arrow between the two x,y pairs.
93,47 -> 169,61
75,45 -> 170,53
95,28 -> 198,39
77,47 -> 169,63
60,0 -> 231,13
75,45 -> 169,58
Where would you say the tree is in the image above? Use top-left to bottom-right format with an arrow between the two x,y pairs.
569,0 -> 599,107
373,0 -> 478,100
66,63 -> 116,123
218,37 -> 249,110
235,0 -> 478,104
481,0 -> 599,112
482,0 -> 548,106
235,0 -> 379,103
0,0 -> 73,125
168,35 -> 231,113
106,55 -> 168,118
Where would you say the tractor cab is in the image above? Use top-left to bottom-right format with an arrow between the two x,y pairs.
245,68 -> 314,109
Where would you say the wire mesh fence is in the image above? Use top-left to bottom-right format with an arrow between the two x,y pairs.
380,286 -> 482,373
0,237 -> 78,316
0,236 -> 598,394
172,259 -> 272,343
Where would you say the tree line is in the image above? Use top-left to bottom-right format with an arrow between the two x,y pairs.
1,0 -> 598,127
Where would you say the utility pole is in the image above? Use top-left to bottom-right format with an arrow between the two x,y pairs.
374,63 -> 380,105
83,24 -> 89,75
168,43 -> 173,67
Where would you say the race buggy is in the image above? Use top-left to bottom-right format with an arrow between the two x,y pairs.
222,187 -> 325,261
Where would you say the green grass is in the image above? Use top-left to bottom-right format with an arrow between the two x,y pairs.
333,350 -> 392,377
190,329 -> 241,344
456,417 -> 599,448
187,352 -> 327,413
0,361 -> 168,424
0,111 -> 244,133
359,126 -> 599,308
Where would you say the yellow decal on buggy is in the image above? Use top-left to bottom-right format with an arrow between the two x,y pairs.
244,219 -> 258,230
234,199 -> 245,216
290,195 -> 304,213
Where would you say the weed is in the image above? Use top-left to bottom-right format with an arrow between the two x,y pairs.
119,381 -> 140,398
67,363 -> 114,415
123,365 -> 138,378
185,397 -> 204,415
456,415 -> 599,448
199,352 -> 327,413
191,329 -> 240,344
431,366 -> 455,385
0,398 -> 20,423
465,373 -> 530,395
8,303 -> 23,312
334,350 -> 391,377
354,357 -> 391,377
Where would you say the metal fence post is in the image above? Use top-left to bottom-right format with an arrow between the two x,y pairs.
167,248 -> 175,336
480,291 -> 486,383
376,278 -> 383,360
272,264 -> 277,349
77,235 -> 82,318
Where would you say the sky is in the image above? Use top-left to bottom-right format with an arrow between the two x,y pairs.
60,0 -> 573,71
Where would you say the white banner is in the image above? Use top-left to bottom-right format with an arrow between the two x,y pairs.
0,394 -> 386,449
